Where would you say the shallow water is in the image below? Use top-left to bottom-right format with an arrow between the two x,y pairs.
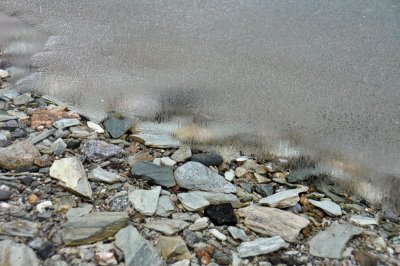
0,1 -> 399,204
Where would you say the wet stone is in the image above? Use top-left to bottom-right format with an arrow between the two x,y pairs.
191,152 -> 223,166
254,184 -> 274,197
81,140 -> 123,161
103,113 -> 133,138
131,161 -> 176,188
204,203 -> 237,226
0,190 -> 12,201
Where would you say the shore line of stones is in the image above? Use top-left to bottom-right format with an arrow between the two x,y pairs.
0,70 -> 400,266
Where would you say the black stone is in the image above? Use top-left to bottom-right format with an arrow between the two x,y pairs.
65,138 -> 81,149
37,241 -> 55,259
0,190 -> 12,201
254,184 -> 274,197
131,161 -> 176,188
204,203 -> 237,225
21,176 -> 34,186
191,152 -> 223,166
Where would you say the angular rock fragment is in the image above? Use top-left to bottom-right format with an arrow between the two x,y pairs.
0,220 -> 38,237
175,162 -> 236,193
131,161 -> 176,188
259,187 -> 308,208
156,235 -> 191,260
49,157 -> 93,198
204,203 -> 237,225
309,222 -> 363,259
81,140 -> 123,161
51,138 -> 67,155
189,191 -> 240,206
227,226 -> 251,242
103,113 -> 133,138
62,212 -> 129,246
191,152 -> 223,166
129,186 -> 161,216
308,199 -> 342,216
156,195 -> 176,217
53,118 -> 80,129
0,240 -> 39,266
237,236 -> 286,258
171,145 -> 192,162
144,218 -> 189,235
88,166 -> 125,184
178,193 -> 210,211
29,128 -> 56,144
66,204 -> 93,220
115,225 -> 163,266
0,140 -> 41,170
13,94 -> 34,105
350,215 -> 378,226
238,205 -> 309,242
132,122 -> 181,148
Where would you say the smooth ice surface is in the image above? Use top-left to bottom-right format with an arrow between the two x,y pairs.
0,1 -> 399,204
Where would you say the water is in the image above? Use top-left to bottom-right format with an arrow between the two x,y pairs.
0,1 -> 399,205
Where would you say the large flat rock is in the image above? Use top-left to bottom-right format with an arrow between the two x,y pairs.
0,140 -> 41,170
174,161 -> 236,193
0,240 -> 39,266
238,205 -> 309,242
62,212 -> 129,246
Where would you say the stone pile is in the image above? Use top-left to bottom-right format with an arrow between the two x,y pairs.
0,78 -> 399,265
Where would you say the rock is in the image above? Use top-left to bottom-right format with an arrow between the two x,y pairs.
227,226 -> 250,242
238,205 -> 309,242
7,110 -> 29,120
309,222 -> 363,259
0,89 -> 19,101
131,161 -> 176,188
171,145 -> 192,162
191,152 -> 223,166
28,194 -> 39,204
235,167 -> 248,178
51,138 -> 67,155
182,229 -> 200,248
0,190 -> 11,201
224,169 -> 235,182
372,236 -> 386,251
156,195 -> 176,217
0,111 -> 16,122
66,204 -> 93,220
0,69 -> 10,78
127,150 -> 154,167
237,236 -> 286,258
308,199 -> 342,216
0,240 -> 39,266
129,186 -> 161,215
0,220 -> 38,237
30,109 -> 68,129
254,184 -> 274,197
253,173 -> 270,184
62,212 -> 129,246
13,94 -> 34,105
88,166 -> 124,184
29,128 -> 56,144
144,218 -> 189,235
259,187 -> 308,208
103,113 -> 133,138
36,241 -> 55,259
87,121 -> 104,133
352,250 -> 378,266
243,160 -> 268,174
170,259 -> 190,266
81,140 -> 123,161
189,191 -> 240,206
189,217 -> 209,231
132,122 -> 181,148
96,251 -> 118,265
210,229 -> 227,241
286,169 -> 316,183
178,193 -> 210,211
350,215 -> 378,226
160,157 -> 176,166
384,209 -> 399,223
53,118 -> 80,129
204,203 -> 237,225
49,157 -> 93,198
115,225 -> 163,266
175,162 -> 236,193
36,201 -> 52,213
0,140 -> 41,170
156,236 -> 192,260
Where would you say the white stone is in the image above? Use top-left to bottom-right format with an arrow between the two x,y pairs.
350,215 -> 378,226
129,186 -> 161,216
144,218 -> 189,235
160,157 -> 177,166
224,169 -> 235,181
259,187 -> 308,208
88,166 -> 125,184
87,121 -> 104,133
210,229 -> 227,241
309,199 -> 342,216
152,158 -> 162,165
0,240 -> 39,266
0,69 -> 10,79
237,236 -> 286,258
235,167 -> 248,178
36,201 -> 53,213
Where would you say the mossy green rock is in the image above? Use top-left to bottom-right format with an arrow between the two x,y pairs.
62,212 -> 129,246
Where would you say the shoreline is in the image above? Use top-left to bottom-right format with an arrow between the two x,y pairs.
1,70 -> 400,265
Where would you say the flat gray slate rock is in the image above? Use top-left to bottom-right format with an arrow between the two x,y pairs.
89,166 -> 125,184
309,222 -> 363,259
178,192 -> 210,211
237,236 -> 287,258
129,186 -> 161,216
144,218 -> 189,235
0,220 -> 38,237
308,199 -> 342,216
259,187 -> 308,208
156,195 -> 176,217
175,161 -> 236,193
0,240 -> 39,266
131,161 -> 176,188
115,225 -> 163,266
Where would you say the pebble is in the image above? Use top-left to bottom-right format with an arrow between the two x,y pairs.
254,184 -> 274,197
210,229 -> 227,241
88,166 -> 124,184
36,200 -> 53,213
51,138 -> 67,155
237,236 -> 286,258
155,195 -> 176,217
87,121 -> 104,133
103,113 -> 132,138
191,151 -> 223,166
259,187 -> 308,208
81,140 -> 123,161
156,235 -> 191,260
0,140 -> 41,170
227,226 -> 251,242
131,161 -> 176,188
53,118 -> 80,129
129,186 -> 161,216
253,173 -> 270,183
204,203 -> 237,226
0,220 -> 38,237
144,218 -> 189,235
0,69 -> 10,78
224,169 -> 235,182
28,194 -> 40,204
171,145 -> 192,162
235,167 -> 248,178
160,156 -> 176,166
372,236 -> 387,251
308,199 -> 342,216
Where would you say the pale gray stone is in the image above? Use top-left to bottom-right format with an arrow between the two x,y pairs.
66,204 -> 93,220
237,236 -> 286,258
51,138 -> 67,155
0,69 -> 10,79
0,240 -> 39,266
238,205 -> 309,242
144,218 -> 189,235
13,94 -> 34,105
309,199 -> 342,216
259,187 -> 308,208
228,226 -> 251,242
129,186 -> 161,216
350,215 -> 378,226
156,195 -> 176,217
115,225 -> 163,266
88,166 -> 125,184
175,162 -> 236,193
62,212 -> 129,246
0,220 -> 38,237
53,118 -> 81,129
178,192 -> 210,211
7,110 -> 29,120
189,191 -> 240,206
309,222 -> 363,259
0,89 -> 19,101
29,129 -> 56,144
171,145 -> 192,162
49,157 -> 93,199
0,111 -> 16,122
